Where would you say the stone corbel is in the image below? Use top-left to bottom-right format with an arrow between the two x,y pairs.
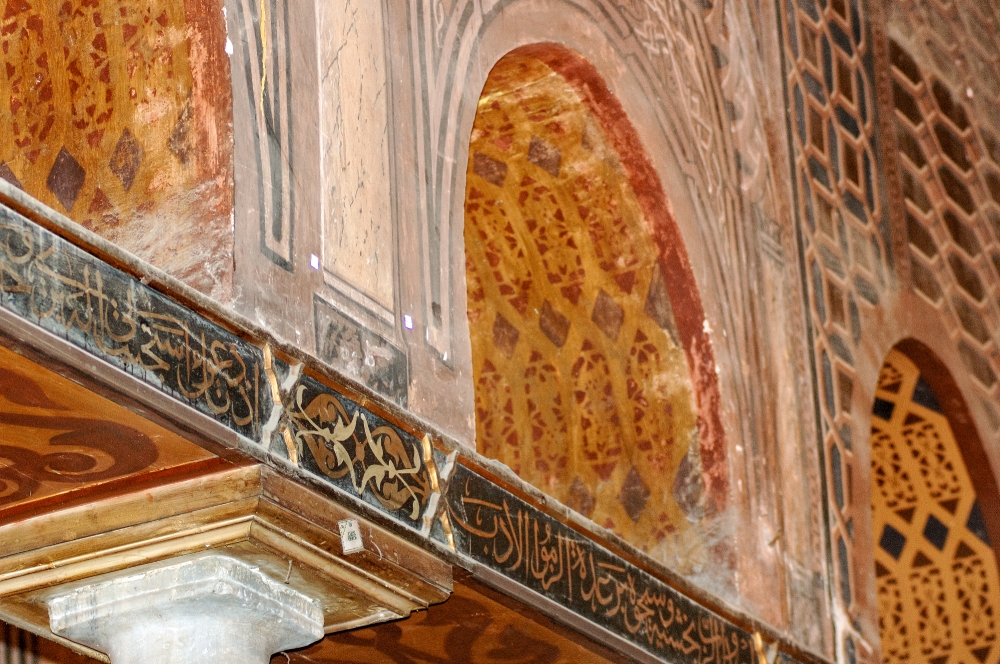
0,464 -> 451,662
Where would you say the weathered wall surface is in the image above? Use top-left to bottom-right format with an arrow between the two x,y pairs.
223,0 -> 833,651
15,0 -> 1000,658
774,0 -> 1000,662
0,0 -> 234,299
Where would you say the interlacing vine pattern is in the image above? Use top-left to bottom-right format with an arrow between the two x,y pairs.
288,383 -> 431,522
871,350 -> 1000,664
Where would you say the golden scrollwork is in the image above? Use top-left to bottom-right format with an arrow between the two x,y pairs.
288,384 -> 432,521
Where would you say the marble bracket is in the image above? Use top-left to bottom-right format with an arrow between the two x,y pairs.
47,554 -> 324,664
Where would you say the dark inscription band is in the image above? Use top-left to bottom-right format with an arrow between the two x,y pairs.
0,205 -> 268,439
444,465 -> 755,664
0,202 -> 440,530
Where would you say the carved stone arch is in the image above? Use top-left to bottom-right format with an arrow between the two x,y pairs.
393,0 -> 759,460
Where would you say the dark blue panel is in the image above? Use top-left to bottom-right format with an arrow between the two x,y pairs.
857,70 -> 868,125
849,293 -> 861,342
795,85 -> 807,145
829,120 -> 840,181
863,50 -> 876,97
840,423 -> 853,450
831,443 -> 845,509
823,350 -> 835,415
879,523 -> 906,559
803,70 -> 827,103
923,514 -> 949,551
837,536 -> 852,605
854,275 -> 879,304
830,20 -> 854,55
813,260 -> 827,323
798,0 -> 820,22
835,105 -> 861,137
872,397 -> 895,421
850,0 -> 862,45
822,35 -> 833,91
830,333 -> 854,365
838,212 -> 849,256
844,191 -> 868,223
819,244 -> 845,278
809,156 -> 831,190
968,500 -> 991,545
864,150 -> 874,210
803,170 -> 816,232
912,375 -> 942,413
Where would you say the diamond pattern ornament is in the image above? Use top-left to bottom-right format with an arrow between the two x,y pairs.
109,129 -> 143,192
527,136 -> 561,177
567,477 -> 596,519
538,300 -> 570,348
923,514 -> 949,551
46,147 -> 86,212
592,289 -> 625,341
618,466 -> 650,523
473,152 -> 508,187
169,98 -> 194,165
492,313 -> 520,359
0,162 -> 23,190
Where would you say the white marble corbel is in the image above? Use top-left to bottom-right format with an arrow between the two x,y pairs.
47,554 -> 324,664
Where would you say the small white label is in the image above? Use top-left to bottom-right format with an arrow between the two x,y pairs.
309,254 -> 320,270
338,518 -> 364,554
403,314 -> 414,330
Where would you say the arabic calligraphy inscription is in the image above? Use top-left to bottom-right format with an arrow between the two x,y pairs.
0,206 -> 266,439
445,465 -> 754,664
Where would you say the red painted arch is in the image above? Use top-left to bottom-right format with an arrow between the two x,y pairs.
502,43 -> 729,510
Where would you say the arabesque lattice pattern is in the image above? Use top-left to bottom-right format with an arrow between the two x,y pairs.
886,1 -> 1000,423
780,0 -> 891,652
872,350 -> 1000,664
463,54 -> 701,554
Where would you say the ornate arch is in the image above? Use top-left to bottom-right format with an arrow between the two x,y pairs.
870,341 -> 1000,664
462,44 -> 726,557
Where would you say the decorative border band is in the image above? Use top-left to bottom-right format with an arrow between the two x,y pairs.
0,196 -> 819,664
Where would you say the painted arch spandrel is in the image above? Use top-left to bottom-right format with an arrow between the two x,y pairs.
0,0 -> 234,300
463,51 -> 718,566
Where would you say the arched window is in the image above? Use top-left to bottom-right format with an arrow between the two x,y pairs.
462,45 -> 723,556
871,346 -> 1000,664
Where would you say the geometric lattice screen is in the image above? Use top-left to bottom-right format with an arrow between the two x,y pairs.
872,350 -> 999,664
